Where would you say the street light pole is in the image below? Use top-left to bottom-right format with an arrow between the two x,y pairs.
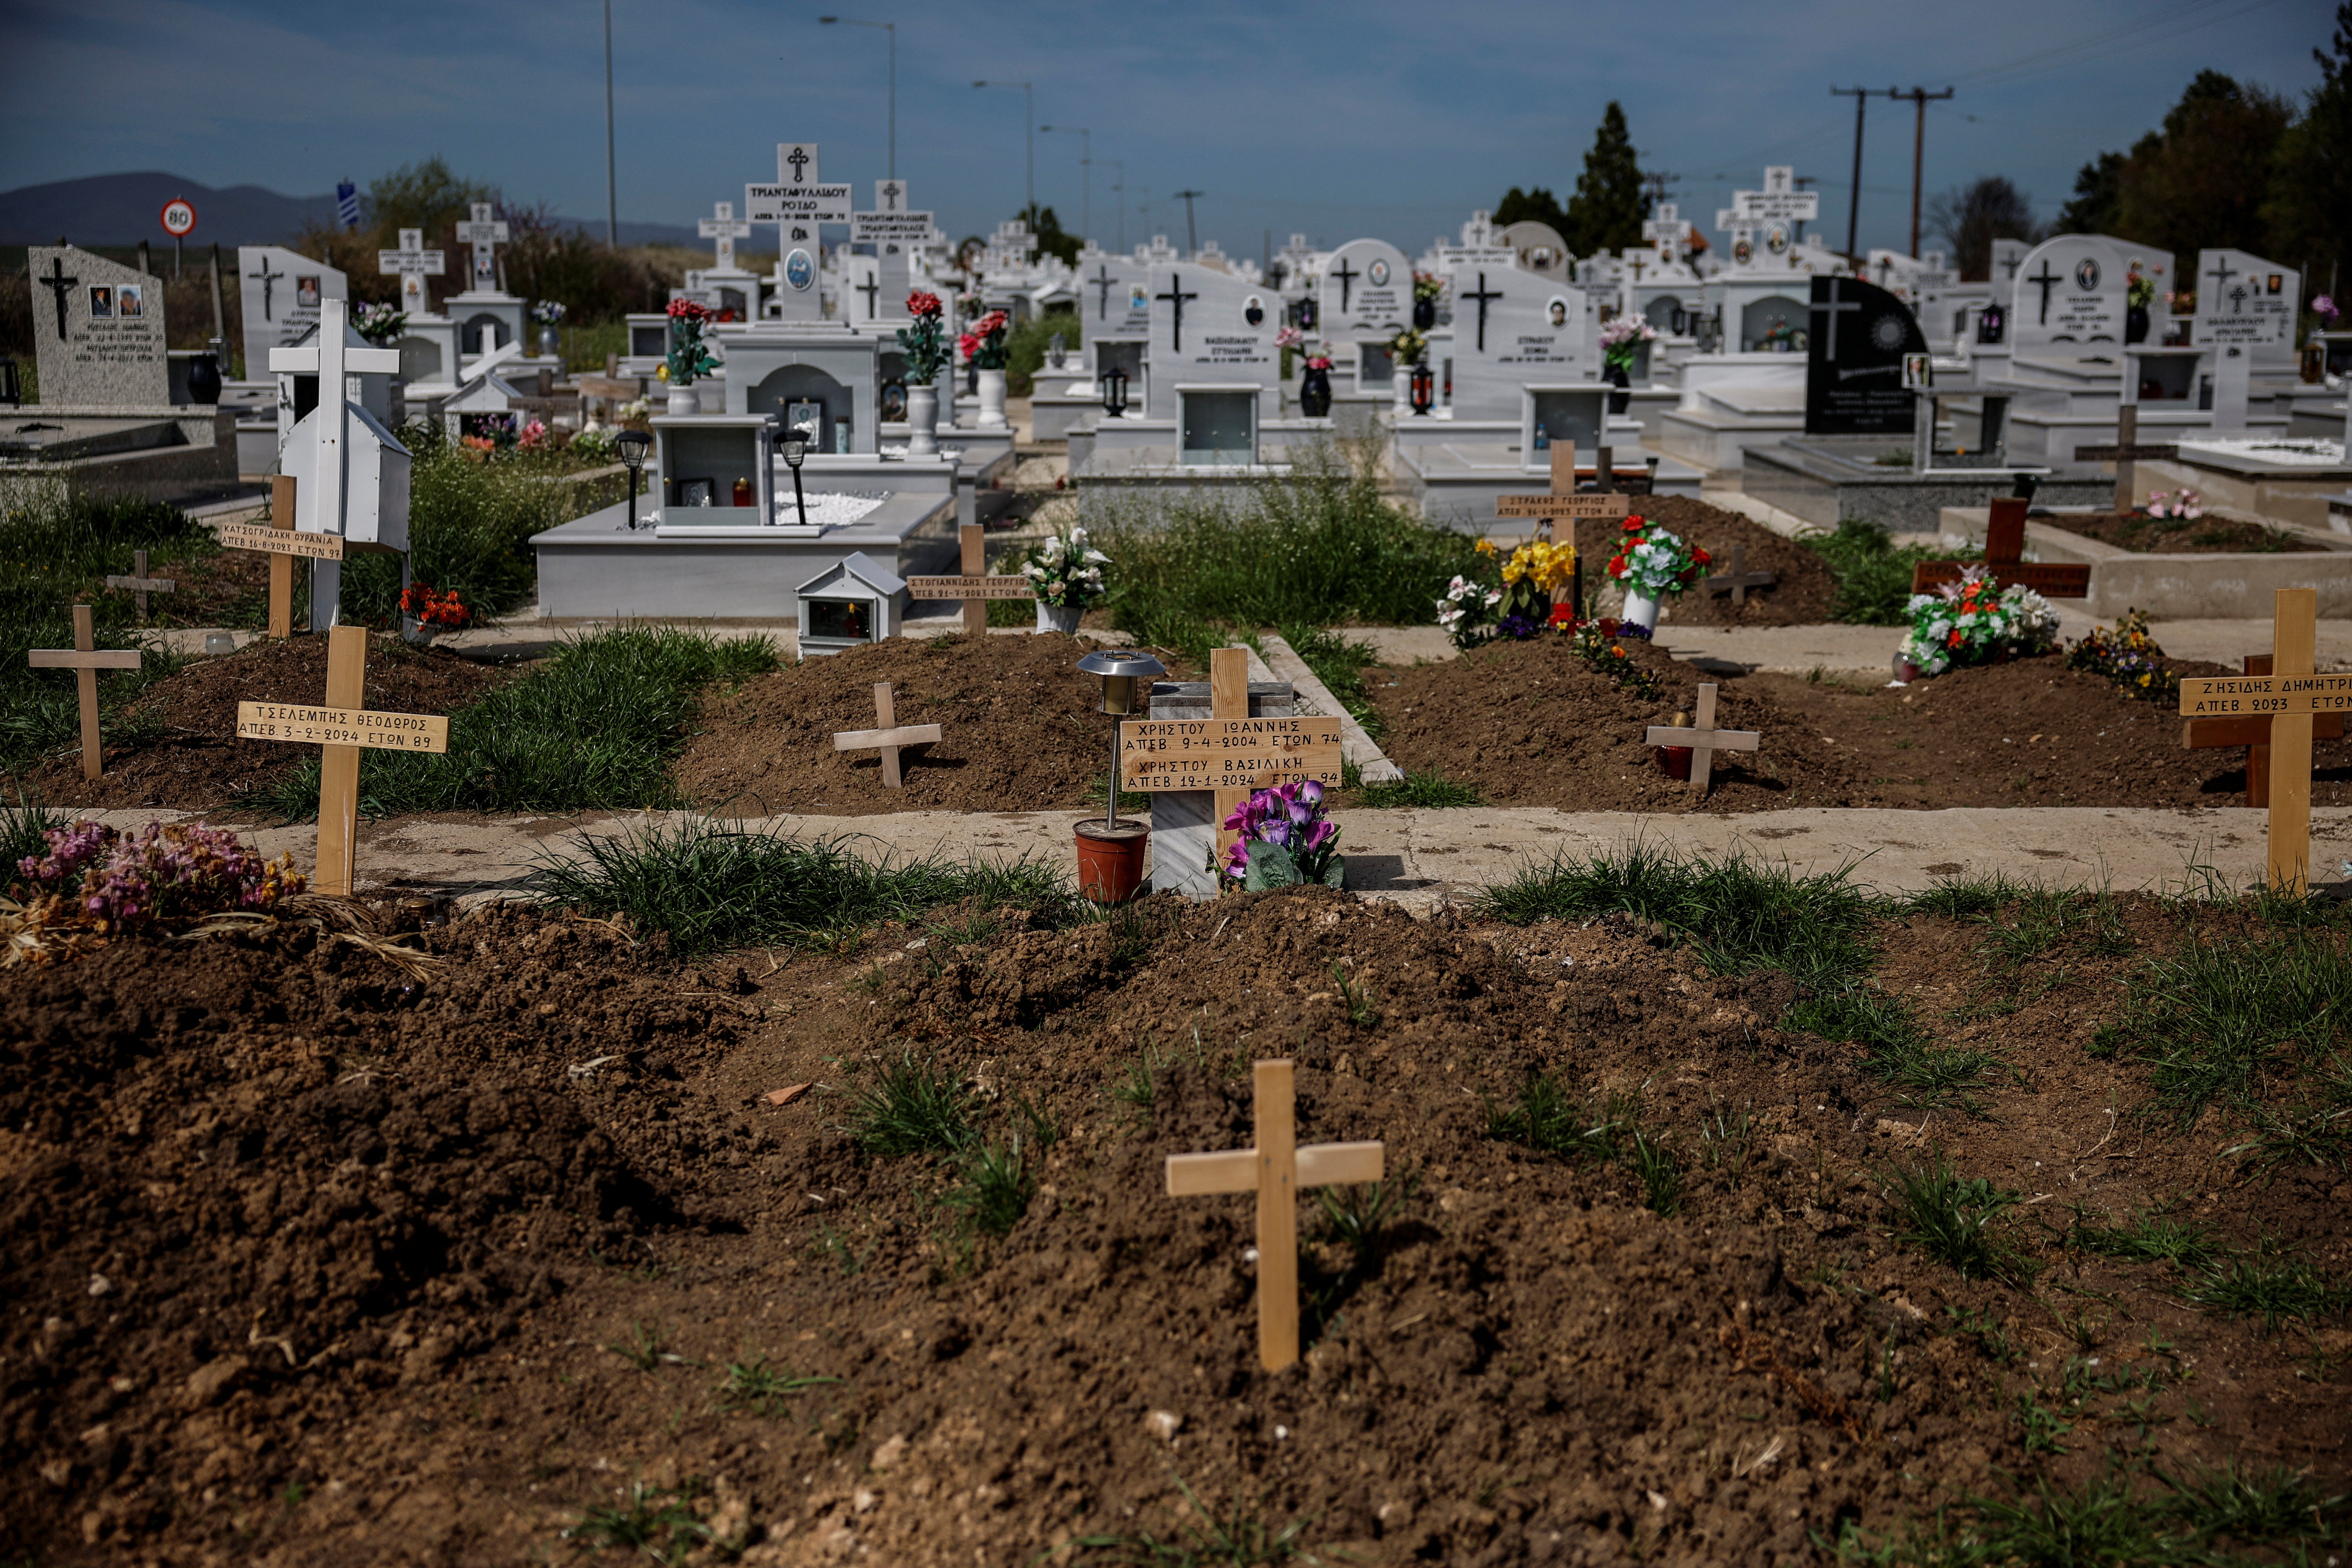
1174,189 -> 1204,257
1041,125 -> 1091,243
603,0 -> 617,246
973,80 -> 1034,211
1109,160 -> 1125,251
818,17 -> 897,179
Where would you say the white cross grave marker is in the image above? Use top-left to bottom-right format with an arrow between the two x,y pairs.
698,200 -> 751,272
377,228 -> 445,316
454,202 -> 509,289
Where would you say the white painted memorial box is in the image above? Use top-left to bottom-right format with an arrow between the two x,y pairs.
279,400 -> 412,552
796,550 -> 908,656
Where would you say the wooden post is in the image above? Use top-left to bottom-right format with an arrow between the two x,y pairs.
269,474 -> 297,638
2180,654 -> 2344,807
2114,404 -> 2138,515
1211,647 -> 1251,863
1595,442 -> 1615,494
2270,587 -> 2317,893
1548,439 -> 1577,546
960,523 -> 987,637
1163,1059 -> 1385,1372
831,681 -> 943,788
313,624 -> 368,897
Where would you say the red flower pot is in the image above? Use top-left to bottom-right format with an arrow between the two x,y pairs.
1074,817 -> 1150,903
1655,745 -> 1693,780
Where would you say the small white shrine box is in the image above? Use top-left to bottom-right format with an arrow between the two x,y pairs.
653,414 -> 776,515
795,551 -> 908,656
280,399 -> 411,552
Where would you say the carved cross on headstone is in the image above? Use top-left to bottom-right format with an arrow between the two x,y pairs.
378,228 -> 446,316
1164,1058 -> 1386,1372
1091,262 -> 1116,320
856,272 -> 880,319
1702,544 -> 1774,605
2205,254 -> 2239,299
105,550 -> 177,620
1330,256 -> 1359,312
28,605 -> 140,780
1459,271 -> 1503,352
698,200 -> 751,272
40,253 -> 78,338
785,145 -> 812,184
246,254 -> 285,322
831,681 -> 942,789
1811,276 -> 1863,358
1644,682 -> 1761,794
1157,270 -> 1199,352
2026,261 -> 2063,325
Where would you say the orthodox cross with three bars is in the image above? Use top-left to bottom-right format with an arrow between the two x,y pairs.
1157,270 -> 1199,351
1645,682 -> 1761,794
1702,544 -> 1774,604
105,550 -> 176,620
455,202 -> 509,287
699,201 -> 751,271
236,624 -> 451,898
831,681 -> 942,789
2175,587 -> 2329,891
1165,1059 -> 1386,1372
40,254 -> 78,338
1458,271 -> 1503,351
28,605 -> 141,780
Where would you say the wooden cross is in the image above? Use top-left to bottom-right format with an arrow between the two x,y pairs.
1165,1059 -> 1385,1372
904,524 -> 1037,633
232,624 -> 451,897
29,605 -> 140,780
2176,588 -> 2327,891
831,681 -> 941,789
1909,496 -> 2091,599
2184,651 -> 2345,807
1644,682 -> 1761,793
1492,443 -> 1634,544
104,550 -> 176,620
2077,406 -> 2181,516
1211,647 -> 1256,863
215,475 -> 347,638
1702,544 -> 1774,605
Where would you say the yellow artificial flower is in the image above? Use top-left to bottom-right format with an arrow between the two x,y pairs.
1501,557 -> 1528,584
1476,538 -> 1499,556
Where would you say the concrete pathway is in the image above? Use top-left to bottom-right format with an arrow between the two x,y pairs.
78,803 -> 2343,917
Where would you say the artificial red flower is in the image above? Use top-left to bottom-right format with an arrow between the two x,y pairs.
907,290 -> 942,317
666,298 -> 711,321
1547,602 -> 1578,628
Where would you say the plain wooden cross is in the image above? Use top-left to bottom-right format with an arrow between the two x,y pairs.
831,681 -> 941,789
1910,496 -> 2091,599
1702,544 -> 1774,604
232,624 -> 451,897
2177,588 -> 2325,891
104,550 -> 176,620
1165,1059 -> 1385,1372
2184,651 -> 2345,807
1644,682 -> 1761,793
2074,407 -> 2181,516
29,605 -> 140,780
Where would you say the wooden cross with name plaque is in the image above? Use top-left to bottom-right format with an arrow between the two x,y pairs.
28,605 -> 142,780
1492,443 -> 1630,615
1117,647 -> 1345,861
905,524 -> 1036,635
2184,651 -> 2345,807
1165,1058 -> 1386,1372
1909,496 -> 2091,599
234,624 -> 452,897
103,551 -> 177,621
831,681 -> 941,788
2175,587 -> 2332,891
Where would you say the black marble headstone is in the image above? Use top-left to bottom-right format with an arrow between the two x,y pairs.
1803,274 -> 1927,436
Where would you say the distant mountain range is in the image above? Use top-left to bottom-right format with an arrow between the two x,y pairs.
0,171 -> 703,250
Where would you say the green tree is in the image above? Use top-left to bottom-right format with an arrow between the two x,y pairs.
2056,150 -> 2127,236
367,157 -> 494,247
1564,103 -> 1646,258
1015,202 -> 1081,267
1927,176 -> 2043,280
2265,2 -> 2352,303
1494,185 -> 1569,236
2055,71 -> 2293,272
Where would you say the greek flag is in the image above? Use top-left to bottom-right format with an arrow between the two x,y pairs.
336,180 -> 360,230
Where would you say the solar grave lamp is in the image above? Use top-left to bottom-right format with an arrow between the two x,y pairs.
781,430 -> 810,527
1077,648 -> 1167,831
615,428 -> 653,529
1102,365 -> 1127,417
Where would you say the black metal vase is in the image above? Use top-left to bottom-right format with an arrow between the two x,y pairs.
1412,298 -> 1436,330
1299,367 -> 1332,419
1604,363 -> 1631,415
2126,305 -> 2151,345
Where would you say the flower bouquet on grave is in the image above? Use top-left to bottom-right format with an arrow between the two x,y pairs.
1601,315 -> 1657,375
1605,515 -> 1711,627
1566,619 -> 1666,700
664,298 -> 719,385
960,310 -> 1012,370
401,580 -> 472,631
2125,267 -> 2158,312
8,820 -> 305,956
516,418 -> 551,452
1436,537 -> 1577,649
1221,779 -> 1344,891
2065,607 -> 2179,703
1411,272 -> 1445,304
2143,487 -> 2205,521
896,291 -> 951,384
352,301 -> 407,346
531,299 -> 566,327
2314,295 -> 2339,331
1385,325 -> 1430,368
1020,525 -> 1110,608
1896,564 -> 2059,678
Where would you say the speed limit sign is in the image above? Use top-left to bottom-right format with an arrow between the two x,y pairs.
160,198 -> 196,237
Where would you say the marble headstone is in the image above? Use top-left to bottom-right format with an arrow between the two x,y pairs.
239,246 -> 348,382
2192,249 -> 2300,371
1803,275 -> 1927,436
1144,264 -> 1281,420
1446,261 -> 1597,420
1499,221 -> 1572,282
2012,234 -> 2170,354
29,245 -> 168,406
1318,239 -> 1413,335
1077,245 -> 1151,338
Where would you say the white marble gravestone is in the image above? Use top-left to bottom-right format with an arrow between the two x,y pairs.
850,179 -> 937,323
1445,261 -> 1597,420
238,247 -> 347,383
2192,249 -> 2301,372
1144,263 -> 1281,421
2011,234 -> 2170,355
745,143 -> 849,324
29,245 -> 168,406
1077,245 -> 1151,339
1318,239 -> 1413,335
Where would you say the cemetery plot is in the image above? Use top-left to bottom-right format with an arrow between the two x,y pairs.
1365,635 -> 2352,811
3,632 -> 506,811
2026,508 -> 2328,554
1617,497 -> 1838,626
5,875 -> 2345,1564
673,630 -> 1183,816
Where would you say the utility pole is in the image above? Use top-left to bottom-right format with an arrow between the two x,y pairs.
1830,86 -> 1870,262
1041,125 -> 1091,243
1894,86 -> 1956,258
1174,189 -> 1204,257
603,0 -> 617,245
1109,160 -> 1125,251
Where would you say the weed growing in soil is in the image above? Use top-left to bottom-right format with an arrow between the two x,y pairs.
1476,844 -> 1877,989
1329,960 -> 1378,1028
0,788 -> 67,873
603,1319 -> 691,1372
1879,1159 -> 2035,1283
844,1053 -> 977,1155
715,1358 -> 842,1418
1782,987 -> 2007,1114
1626,1129 -> 1684,1216
1802,519 -> 1967,626
538,815 -> 1072,954
1697,1097 -> 1755,1186
945,1139 -> 1038,1238
561,1475 -> 731,1564
1344,761 -> 1485,808
1053,1474 -> 1321,1566
1281,624 -> 1385,741
1485,1073 -> 1632,1163
2180,1247 -> 2347,1333
2069,1207 -> 2215,1272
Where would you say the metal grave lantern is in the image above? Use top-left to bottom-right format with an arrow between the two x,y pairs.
616,428 -> 652,530
1102,365 -> 1129,417
1409,361 -> 1436,416
795,550 -> 908,657
781,428 -> 810,528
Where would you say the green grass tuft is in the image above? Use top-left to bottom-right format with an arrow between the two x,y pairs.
945,1139 -> 1037,1238
1347,762 -> 1485,808
1802,518 -> 1967,626
1784,988 -> 2008,1114
1879,1158 -> 2035,1283
844,1054 -> 978,1157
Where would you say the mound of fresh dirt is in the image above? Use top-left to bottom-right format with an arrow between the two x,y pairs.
2031,508 -> 2330,554
674,630 -> 1182,816
7,880 -> 2343,1564
1626,497 -> 1841,626
9,633 -> 512,812
1369,634 -> 2352,811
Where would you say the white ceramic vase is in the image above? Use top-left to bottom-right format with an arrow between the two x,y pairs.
906,383 -> 940,457
975,367 -> 1009,429
665,381 -> 699,416
1035,600 -> 1083,634
1621,591 -> 1660,630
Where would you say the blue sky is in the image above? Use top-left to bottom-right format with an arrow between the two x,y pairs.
2,0 -> 2333,261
